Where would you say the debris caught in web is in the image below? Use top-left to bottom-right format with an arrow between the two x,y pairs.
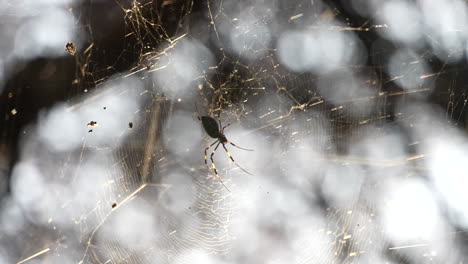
65,42 -> 76,55
87,121 -> 98,127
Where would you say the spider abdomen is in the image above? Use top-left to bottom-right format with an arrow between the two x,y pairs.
201,116 -> 220,138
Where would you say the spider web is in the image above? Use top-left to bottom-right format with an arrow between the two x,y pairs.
4,0 -> 468,264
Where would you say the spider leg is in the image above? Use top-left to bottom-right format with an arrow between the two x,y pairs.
194,101 -> 201,121
204,140 -> 219,166
228,141 -> 254,151
215,106 -> 222,128
210,142 -> 231,192
222,143 -> 252,175
221,123 -> 232,132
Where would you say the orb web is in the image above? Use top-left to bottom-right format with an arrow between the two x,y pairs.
5,0 -> 468,264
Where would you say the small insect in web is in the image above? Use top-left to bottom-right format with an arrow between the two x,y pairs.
197,112 -> 253,192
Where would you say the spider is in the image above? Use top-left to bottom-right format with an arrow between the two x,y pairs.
198,114 -> 252,192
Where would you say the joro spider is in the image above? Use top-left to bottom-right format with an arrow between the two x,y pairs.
198,114 -> 252,192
